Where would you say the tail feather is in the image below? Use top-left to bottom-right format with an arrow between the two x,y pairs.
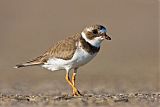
14,62 -> 43,68
14,54 -> 47,69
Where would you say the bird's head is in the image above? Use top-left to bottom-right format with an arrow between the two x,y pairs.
81,24 -> 111,47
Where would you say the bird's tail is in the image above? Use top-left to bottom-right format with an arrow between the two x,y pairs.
14,53 -> 47,69
14,61 -> 43,68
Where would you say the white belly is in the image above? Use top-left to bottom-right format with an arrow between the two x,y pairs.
42,45 -> 97,71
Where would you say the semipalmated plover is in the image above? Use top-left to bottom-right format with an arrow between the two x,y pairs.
14,24 -> 111,96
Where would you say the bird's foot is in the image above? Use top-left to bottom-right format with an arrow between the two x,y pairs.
72,89 -> 82,96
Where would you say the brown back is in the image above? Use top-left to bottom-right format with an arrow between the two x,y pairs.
27,34 -> 81,64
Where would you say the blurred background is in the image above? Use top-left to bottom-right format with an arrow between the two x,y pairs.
0,0 -> 159,94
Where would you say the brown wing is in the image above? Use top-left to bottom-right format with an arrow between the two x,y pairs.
27,34 -> 81,64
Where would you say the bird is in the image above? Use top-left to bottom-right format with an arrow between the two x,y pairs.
14,24 -> 111,96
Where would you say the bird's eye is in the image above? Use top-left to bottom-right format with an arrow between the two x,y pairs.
99,26 -> 103,30
92,30 -> 98,34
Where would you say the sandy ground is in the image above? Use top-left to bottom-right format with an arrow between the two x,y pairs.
0,92 -> 160,107
0,0 -> 159,107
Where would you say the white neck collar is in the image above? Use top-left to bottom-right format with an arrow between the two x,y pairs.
81,32 -> 102,48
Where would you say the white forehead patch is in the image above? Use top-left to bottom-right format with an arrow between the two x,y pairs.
99,28 -> 107,33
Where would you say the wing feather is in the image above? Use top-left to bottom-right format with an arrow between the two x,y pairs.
28,34 -> 81,64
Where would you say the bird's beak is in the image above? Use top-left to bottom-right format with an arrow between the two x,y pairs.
104,33 -> 111,40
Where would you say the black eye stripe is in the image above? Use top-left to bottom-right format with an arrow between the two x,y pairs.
92,29 -> 98,34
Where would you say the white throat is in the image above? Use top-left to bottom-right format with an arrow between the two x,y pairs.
81,32 -> 102,48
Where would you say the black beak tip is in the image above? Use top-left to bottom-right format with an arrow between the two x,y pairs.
106,36 -> 111,40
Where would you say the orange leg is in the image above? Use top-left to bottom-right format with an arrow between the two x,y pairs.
65,70 -> 81,96
71,68 -> 82,96
72,72 -> 76,86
